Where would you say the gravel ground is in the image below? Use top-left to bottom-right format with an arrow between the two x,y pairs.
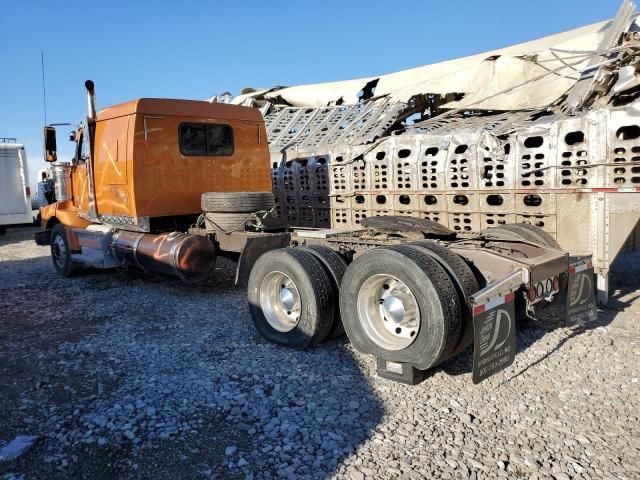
0,226 -> 639,479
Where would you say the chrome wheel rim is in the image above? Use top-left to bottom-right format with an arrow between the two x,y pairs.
52,234 -> 66,268
260,271 -> 302,332
357,274 -> 420,350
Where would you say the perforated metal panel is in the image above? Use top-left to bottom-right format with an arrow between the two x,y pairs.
267,104 -> 640,278
264,98 -> 408,154
608,109 -> 640,187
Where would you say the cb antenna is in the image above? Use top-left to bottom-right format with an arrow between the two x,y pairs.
41,52 -> 47,125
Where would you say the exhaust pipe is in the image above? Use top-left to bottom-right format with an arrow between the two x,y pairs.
85,80 -> 97,120
111,231 -> 217,282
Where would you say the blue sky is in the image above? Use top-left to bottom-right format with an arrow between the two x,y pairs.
0,0 -> 624,187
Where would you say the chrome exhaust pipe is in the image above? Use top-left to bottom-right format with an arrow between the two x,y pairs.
85,80 -> 97,120
111,231 -> 217,282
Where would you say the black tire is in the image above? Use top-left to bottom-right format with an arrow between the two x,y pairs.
201,191 -> 275,213
248,248 -> 334,349
408,240 -> 480,355
298,245 -> 348,339
340,245 -> 461,370
50,224 -> 79,277
483,223 -> 562,250
204,212 -> 252,232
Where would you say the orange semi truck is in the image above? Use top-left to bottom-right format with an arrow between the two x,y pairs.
36,82 -> 597,385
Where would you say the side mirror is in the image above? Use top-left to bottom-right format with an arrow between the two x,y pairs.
44,126 -> 57,163
69,131 -> 77,142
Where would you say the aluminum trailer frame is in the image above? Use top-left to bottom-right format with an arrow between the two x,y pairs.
232,3 -> 640,304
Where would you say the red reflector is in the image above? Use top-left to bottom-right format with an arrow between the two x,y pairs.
473,304 -> 486,316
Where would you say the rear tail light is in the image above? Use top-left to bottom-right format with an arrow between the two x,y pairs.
552,275 -> 560,290
528,286 -> 537,302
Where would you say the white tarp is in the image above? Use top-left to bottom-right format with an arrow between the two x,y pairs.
239,15 -> 639,111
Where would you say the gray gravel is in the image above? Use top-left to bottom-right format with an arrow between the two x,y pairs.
1,226 -> 639,479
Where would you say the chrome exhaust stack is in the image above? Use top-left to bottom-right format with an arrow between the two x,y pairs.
85,80 -> 97,120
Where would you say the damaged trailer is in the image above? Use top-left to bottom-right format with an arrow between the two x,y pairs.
231,1 -> 640,304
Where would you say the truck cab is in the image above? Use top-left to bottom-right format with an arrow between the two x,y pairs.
37,81 -> 275,280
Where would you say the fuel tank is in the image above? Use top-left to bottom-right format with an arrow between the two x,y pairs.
112,231 -> 216,282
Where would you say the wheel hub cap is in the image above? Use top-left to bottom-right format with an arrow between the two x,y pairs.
260,271 -> 302,332
382,295 -> 406,324
357,274 -> 420,350
53,236 -> 66,267
279,287 -> 295,312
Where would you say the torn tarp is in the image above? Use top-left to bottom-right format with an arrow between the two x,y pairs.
233,12 -> 640,112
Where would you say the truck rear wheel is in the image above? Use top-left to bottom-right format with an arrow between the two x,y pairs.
248,248 -> 334,349
50,224 -> 79,277
298,244 -> 348,339
340,246 -> 461,370
201,192 -> 275,213
408,240 -> 479,355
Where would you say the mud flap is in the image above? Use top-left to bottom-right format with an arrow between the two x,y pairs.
566,259 -> 598,324
472,292 -> 517,384
235,233 -> 291,286
34,229 -> 52,246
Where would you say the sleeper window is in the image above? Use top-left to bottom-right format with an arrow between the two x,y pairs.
179,123 -> 234,156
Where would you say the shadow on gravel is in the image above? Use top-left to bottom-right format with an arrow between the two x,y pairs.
0,225 -> 39,247
0,251 -> 384,479
432,250 -> 640,382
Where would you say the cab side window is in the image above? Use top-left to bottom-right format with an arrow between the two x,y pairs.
74,130 -> 86,164
179,123 -> 234,156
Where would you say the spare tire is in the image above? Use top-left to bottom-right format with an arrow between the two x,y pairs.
204,212 -> 253,232
340,245 -> 461,371
201,191 -> 275,213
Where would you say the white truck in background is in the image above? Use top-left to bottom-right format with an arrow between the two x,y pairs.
0,139 -> 33,234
